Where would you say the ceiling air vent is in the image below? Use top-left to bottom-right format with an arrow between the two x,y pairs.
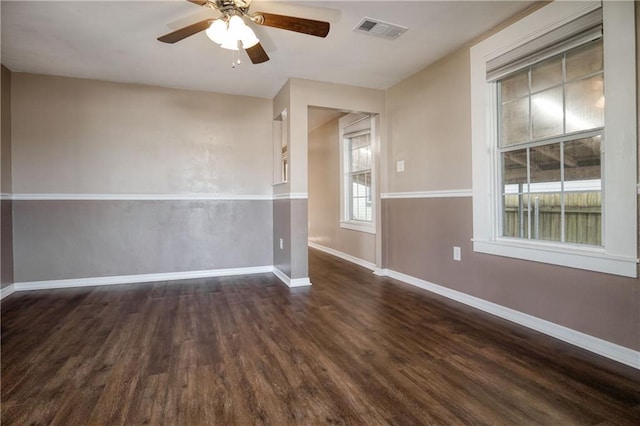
353,17 -> 408,40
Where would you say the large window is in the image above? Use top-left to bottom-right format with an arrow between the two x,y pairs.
499,39 -> 603,246
470,1 -> 637,277
340,113 -> 375,234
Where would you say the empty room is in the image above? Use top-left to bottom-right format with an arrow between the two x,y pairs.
1,0 -> 639,424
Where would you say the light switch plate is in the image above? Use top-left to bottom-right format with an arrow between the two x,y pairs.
453,246 -> 461,261
396,160 -> 405,173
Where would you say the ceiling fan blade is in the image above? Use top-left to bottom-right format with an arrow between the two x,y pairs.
254,12 -> 330,38
158,19 -> 211,44
245,43 -> 270,64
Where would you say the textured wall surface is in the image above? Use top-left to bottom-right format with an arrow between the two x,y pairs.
273,198 -> 292,278
13,200 -> 272,282
11,73 -> 273,195
9,73 -> 275,283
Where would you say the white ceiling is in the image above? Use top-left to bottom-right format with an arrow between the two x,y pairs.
1,0 -> 534,99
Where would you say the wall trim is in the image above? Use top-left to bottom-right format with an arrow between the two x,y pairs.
0,284 -> 16,300
381,189 -> 473,199
273,267 -> 312,287
7,266 -> 274,295
9,193 -> 273,201
0,193 -> 12,201
308,242 -> 376,271
273,193 -> 308,200
378,268 -> 640,370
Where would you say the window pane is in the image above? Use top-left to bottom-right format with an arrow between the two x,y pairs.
501,97 -> 529,146
531,56 -> 562,93
350,134 -> 371,172
566,74 -> 604,132
566,39 -> 603,81
351,171 -> 372,222
530,144 -> 561,185
502,149 -> 527,185
564,191 -> 602,246
530,192 -> 562,242
501,69 -> 529,102
503,194 -> 529,239
564,136 -> 601,184
531,87 -> 563,139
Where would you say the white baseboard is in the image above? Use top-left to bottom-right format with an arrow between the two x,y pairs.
308,242 -> 376,271
7,266 -> 274,296
273,267 -> 312,288
379,268 -> 640,370
0,284 -> 16,300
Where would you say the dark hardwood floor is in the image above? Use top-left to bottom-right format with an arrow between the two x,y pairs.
2,248 -> 639,425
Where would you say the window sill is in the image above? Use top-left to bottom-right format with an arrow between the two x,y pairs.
340,221 -> 376,234
473,238 -> 638,278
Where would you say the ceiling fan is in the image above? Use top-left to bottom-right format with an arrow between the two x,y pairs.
158,0 -> 330,64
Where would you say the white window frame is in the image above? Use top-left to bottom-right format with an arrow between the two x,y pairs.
470,1 -> 637,277
339,113 -> 376,234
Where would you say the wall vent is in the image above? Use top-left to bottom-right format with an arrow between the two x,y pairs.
353,17 -> 408,40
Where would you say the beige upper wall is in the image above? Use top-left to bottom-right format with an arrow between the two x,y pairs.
385,48 -> 472,193
11,73 -> 273,195
1,66 -> 11,194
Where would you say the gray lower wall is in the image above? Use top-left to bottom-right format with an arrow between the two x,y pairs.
273,199 -> 292,277
13,200 -> 273,282
272,198 -> 309,280
1,200 -> 13,287
383,197 -> 640,351
290,199 -> 309,280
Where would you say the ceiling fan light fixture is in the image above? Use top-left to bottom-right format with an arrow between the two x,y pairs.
220,37 -> 239,50
241,26 -> 260,49
227,15 -> 247,40
205,18 -> 227,44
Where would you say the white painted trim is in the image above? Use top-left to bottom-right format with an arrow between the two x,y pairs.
474,239 -> 638,278
308,242 -> 376,271
381,189 -> 473,199
273,193 -> 308,200
10,193 -> 273,201
290,277 -> 312,287
339,221 -> 376,234
373,268 -> 387,276
272,267 -> 312,287
0,284 -> 16,300
11,266 -> 274,293
378,268 -> 640,370
0,193 -> 12,201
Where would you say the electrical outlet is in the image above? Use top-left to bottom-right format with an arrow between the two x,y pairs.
396,160 -> 405,173
453,246 -> 461,261
279,238 -> 283,250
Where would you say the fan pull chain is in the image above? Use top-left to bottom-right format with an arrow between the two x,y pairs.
231,49 -> 242,68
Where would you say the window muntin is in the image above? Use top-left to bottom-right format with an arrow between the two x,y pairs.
498,39 -> 603,246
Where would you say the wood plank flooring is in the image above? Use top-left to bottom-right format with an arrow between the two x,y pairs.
2,248 -> 639,425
